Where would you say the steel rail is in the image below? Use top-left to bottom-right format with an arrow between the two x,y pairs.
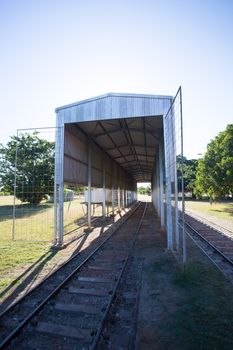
0,227 -> 94,318
0,202 -> 142,349
184,220 -> 233,266
90,202 -> 148,350
185,209 -> 233,236
0,204 -> 134,319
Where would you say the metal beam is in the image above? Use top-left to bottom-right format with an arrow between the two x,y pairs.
105,143 -> 156,152
93,126 -> 161,139
120,159 -> 154,166
113,153 -> 156,160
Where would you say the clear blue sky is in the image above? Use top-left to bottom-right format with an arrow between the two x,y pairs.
0,0 -> 232,158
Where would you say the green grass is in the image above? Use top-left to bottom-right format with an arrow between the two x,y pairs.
0,195 -> 91,241
185,200 -> 233,224
145,251 -> 233,349
0,194 -> 107,294
0,195 -> 94,294
167,263 -> 233,349
0,240 -> 51,291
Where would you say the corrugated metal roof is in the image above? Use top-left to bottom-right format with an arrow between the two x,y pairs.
56,92 -> 172,182
55,93 -> 172,126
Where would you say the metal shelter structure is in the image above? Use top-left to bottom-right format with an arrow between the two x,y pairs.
55,90 -> 185,261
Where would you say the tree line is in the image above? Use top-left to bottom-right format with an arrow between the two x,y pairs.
0,124 -> 232,204
180,124 -> 233,199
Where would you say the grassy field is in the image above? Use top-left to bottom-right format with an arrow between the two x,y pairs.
0,195 -> 94,241
0,195 -> 99,293
185,200 -> 233,229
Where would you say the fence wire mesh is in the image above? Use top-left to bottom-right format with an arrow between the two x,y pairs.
9,128 -> 135,243
164,87 -> 185,261
12,128 -> 56,242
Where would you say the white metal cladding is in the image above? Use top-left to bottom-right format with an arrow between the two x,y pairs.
55,93 -> 172,125
63,124 -> 135,190
54,92 -> 185,247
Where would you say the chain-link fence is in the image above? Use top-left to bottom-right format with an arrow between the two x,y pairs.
164,87 -> 186,262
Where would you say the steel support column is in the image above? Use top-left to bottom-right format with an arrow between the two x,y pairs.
156,157 -> 160,215
58,125 -> 64,245
118,186 -> 121,211
102,156 -> 106,217
88,142 -> 92,229
159,143 -> 165,228
122,189 -> 125,208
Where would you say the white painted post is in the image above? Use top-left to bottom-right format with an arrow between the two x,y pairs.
88,142 -> 92,229
102,156 -> 106,217
112,184 -> 115,215
159,143 -> 165,228
53,183 -> 58,244
58,124 -> 64,246
122,189 -> 125,208
118,186 -> 121,211
156,157 -> 160,215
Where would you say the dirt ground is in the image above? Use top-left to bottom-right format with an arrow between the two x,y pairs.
2,203 -> 233,349
135,205 -> 233,350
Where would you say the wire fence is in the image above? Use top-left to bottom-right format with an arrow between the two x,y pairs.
12,128 -> 56,242
1,128 -> 134,243
164,87 -> 185,262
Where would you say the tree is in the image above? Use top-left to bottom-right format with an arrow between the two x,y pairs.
0,133 -> 55,204
194,124 -> 233,198
177,156 -> 198,197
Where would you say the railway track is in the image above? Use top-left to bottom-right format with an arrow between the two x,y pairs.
185,213 -> 233,280
185,209 -> 233,237
0,201 -> 147,349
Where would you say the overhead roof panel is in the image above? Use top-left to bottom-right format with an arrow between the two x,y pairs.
56,93 -> 172,183
56,93 -> 172,125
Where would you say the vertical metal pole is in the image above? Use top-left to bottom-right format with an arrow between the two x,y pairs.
58,125 -> 64,246
159,143 -> 165,228
156,157 -> 160,214
12,129 -> 19,241
53,127 -> 58,244
172,105 -> 179,251
53,183 -> 57,244
102,156 -> 106,217
180,87 -> 186,264
112,184 -> 115,214
88,142 -> 92,229
111,162 -> 115,216
122,188 -> 125,208
118,186 -> 121,211
163,113 -> 173,250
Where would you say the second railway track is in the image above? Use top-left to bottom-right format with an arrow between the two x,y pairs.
0,201 -> 147,350
185,213 -> 233,280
